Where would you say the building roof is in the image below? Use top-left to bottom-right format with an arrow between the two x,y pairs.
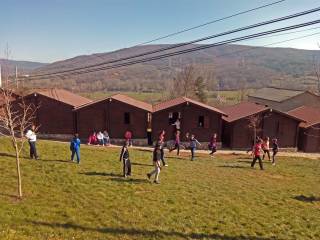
74,93 -> 153,112
32,88 -> 92,107
222,102 -> 269,122
288,106 -> 320,128
152,96 -> 227,115
248,87 -> 314,103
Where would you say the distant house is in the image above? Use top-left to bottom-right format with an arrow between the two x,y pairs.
288,106 -> 320,152
23,89 -> 92,135
74,94 -> 152,141
152,97 -> 226,142
248,87 -> 320,112
222,102 -> 303,149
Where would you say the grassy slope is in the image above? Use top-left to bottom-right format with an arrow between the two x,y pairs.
0,138 -> 319,240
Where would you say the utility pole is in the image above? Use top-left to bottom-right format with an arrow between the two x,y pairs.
0,64 -> 2,88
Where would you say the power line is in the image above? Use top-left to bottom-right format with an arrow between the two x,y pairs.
27,6 -> 320,79
135,0 -> 286,46
25,19 -> 320,80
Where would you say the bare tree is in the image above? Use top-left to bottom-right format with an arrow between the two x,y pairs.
247,114 -> 263,144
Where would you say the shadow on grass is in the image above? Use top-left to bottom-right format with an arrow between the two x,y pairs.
79,172 -> 122,177
218,165 -> 249,169
107,177 -> 149,184
0,152 -> 29,160
293,195 -> 320,203
131,162 -> 153,167
28,221 -> 279,240
39,159 -> 72,163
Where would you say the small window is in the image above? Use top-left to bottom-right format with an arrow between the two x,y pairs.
198,116 -> 205,128
124,112 -> 130,124
169,112 -> 179,125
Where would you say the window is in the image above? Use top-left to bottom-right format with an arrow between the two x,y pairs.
124,112 -> 130,124
169,112 -> 180,125
198,116 -> 204,127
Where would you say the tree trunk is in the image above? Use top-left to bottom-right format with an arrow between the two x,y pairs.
15,146 -> 22,198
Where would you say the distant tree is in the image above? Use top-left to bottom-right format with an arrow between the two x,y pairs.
247,115 -> 263,144
312,43 -> 320,94
169,65 -> 208,103
195,76 -> 208,103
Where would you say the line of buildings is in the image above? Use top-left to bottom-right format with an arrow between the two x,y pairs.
5,87 -> 320,153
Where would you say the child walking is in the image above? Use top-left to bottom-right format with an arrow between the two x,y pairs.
159,130 -> 168,166
70,133 -> 81,164
187,133 -> 201,161
251,139 -> 264,170
262,137 -> 271,161
119,141 -> 131,177
169,130 -> 181,156
272,138 -> 279,166
147,141 -> 162,184
209,133 -> 217,156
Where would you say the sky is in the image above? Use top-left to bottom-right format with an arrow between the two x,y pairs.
1,0 -> 320,63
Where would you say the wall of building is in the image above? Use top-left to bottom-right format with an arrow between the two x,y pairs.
75,99 -> 149,140
301,125 -> 320,152
263,112 -> 299,147
25,95 -> 75,134
152,103 -> 222,142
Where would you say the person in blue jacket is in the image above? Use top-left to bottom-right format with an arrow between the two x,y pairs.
70,133 -> 81,164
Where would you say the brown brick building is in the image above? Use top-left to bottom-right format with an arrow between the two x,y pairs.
248,87 -> 320,112
288,106 -> 320,152
222,102 -> 302,149
152,97 -> 226,142
74,94 -> 152,140
24,89 -> 92,135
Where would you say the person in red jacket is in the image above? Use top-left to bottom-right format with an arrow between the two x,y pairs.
87,131 -> 97,145
124,130 -> 133,146
251,139 -> 264,170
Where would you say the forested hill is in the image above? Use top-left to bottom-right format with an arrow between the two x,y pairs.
0,59 -> 47,73
29,44 -> 320,93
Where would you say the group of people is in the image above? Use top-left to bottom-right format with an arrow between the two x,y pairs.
87,130 -> 110,146
251,136 -> 279,170
24,123 -> 279,184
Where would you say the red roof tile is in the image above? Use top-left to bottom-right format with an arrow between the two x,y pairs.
288,106 -> 320,128
33,88 -> 92,107
153,96 -> 226,115
222,102 -> 269,122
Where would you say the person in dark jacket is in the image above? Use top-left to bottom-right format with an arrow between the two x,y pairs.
70,133 -> 81,164
147,140 -> 162,184
272,138 -> 279,166
119,141 -> 131,177
159,130 -> 168,166
209,133 -> 217,156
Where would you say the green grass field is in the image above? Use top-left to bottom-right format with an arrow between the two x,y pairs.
0,138 -> 319,240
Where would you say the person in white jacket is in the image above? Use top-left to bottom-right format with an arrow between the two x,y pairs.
25,126 -> 38,160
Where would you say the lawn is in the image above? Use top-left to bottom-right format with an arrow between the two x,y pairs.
0,137 -> 319,240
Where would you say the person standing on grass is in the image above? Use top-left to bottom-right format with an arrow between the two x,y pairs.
209,133 -> 217,156
272,138 -> 279,166
147,141 -> 162,184
70,133 -> 81,164
119,141 -> 131,177
25,125 -> 38,160
187,133 -> 201,161
251,139 -> 264,170
262,136 -> 271,161
169,130 -> 181,156
159,130 -> 168,167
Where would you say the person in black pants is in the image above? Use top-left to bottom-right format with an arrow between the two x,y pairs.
272,138 -> 279,166
158,130 -> 167,167
119,141 -> 131,177
25,126 -> 38,160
